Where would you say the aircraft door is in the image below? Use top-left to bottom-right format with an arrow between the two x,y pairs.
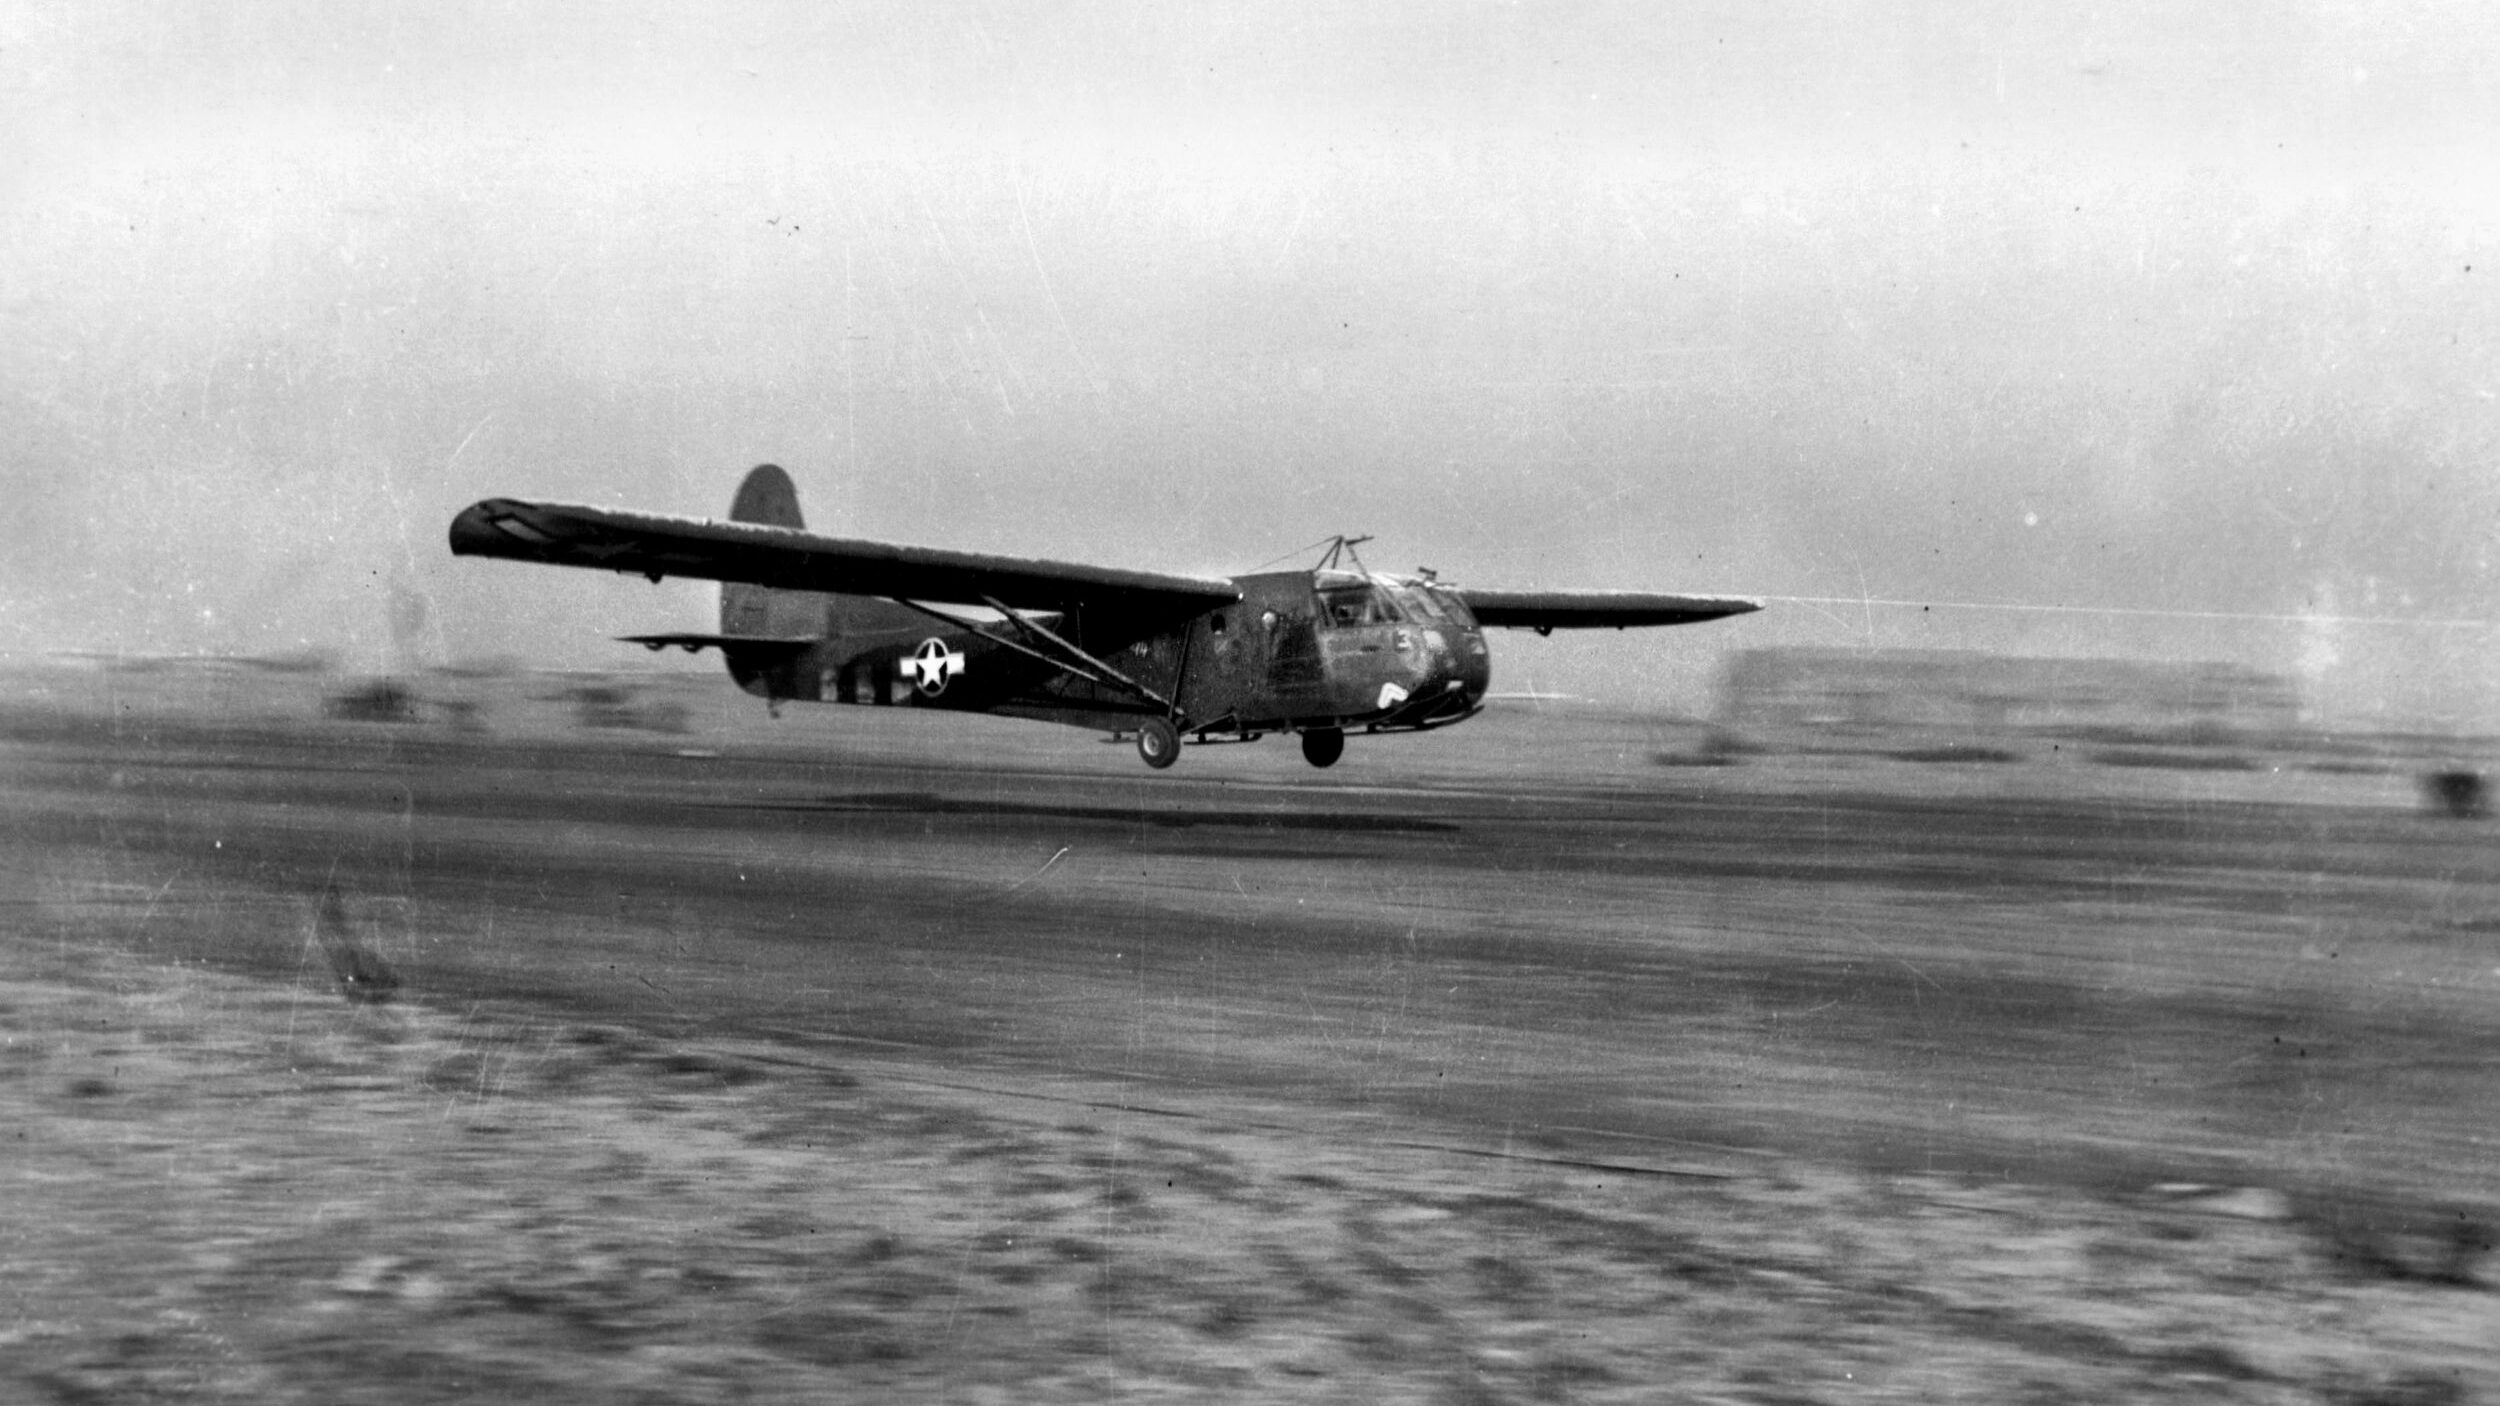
1265,604 -> 1323,690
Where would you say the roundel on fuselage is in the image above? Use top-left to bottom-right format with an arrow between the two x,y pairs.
909,637 -> 965,696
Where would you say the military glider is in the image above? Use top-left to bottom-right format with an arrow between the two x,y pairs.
448,465 -> 1758,769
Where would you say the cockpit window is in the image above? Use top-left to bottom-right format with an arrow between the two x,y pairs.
1316,582 -> 1401,627
1421,584 -> 1475,628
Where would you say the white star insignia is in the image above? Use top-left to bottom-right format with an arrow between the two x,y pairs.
908,637 -> 966,695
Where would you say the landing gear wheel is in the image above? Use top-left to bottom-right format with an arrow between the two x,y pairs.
1300,727 -> 1345,769
1136,717 -> 1181,770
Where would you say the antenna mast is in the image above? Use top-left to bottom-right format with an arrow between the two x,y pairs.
1316,534 -> 1375,573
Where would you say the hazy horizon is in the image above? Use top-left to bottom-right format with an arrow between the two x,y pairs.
7,3 -> 2496,725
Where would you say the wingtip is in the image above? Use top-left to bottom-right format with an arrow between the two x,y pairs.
447,499 -> 561,559
446,500 -> 495,557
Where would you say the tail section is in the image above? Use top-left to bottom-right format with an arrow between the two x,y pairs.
721,464 -> 825,697
721,464 -> 809,637
710,463 -> 956,707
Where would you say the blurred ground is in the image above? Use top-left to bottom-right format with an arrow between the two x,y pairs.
3,658 -> 2497,1402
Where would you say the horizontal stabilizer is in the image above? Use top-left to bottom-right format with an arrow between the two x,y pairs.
1457,589 -> 1762,631
620,633 -> 817,656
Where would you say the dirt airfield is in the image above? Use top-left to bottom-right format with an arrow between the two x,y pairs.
3,660 -> 2496,1403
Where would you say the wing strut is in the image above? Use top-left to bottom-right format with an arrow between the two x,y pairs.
890,599 -> 1073,678
980,595 -> 1183,719
887,598 -> 1183,720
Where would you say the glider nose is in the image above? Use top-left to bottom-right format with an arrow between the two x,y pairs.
1417,625 -> 1489,708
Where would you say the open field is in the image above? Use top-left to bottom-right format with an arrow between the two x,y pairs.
4,661 -> 2497,1401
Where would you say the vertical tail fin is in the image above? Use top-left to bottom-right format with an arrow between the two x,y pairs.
720,464 -> 822,697
721,464 -> 812,640
726,462 -> 805,530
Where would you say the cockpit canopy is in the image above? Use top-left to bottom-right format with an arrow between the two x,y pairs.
1312,571 -> 1476,630
1316,576 -> 1400,627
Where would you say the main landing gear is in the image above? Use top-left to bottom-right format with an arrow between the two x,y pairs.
1135,717 -> 1181,770
1300,727 -> 1345,769
1130,720 -> 1342,770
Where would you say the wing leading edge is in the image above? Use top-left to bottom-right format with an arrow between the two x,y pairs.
449,498 -> 1241,634
1455,589 -> 1762,631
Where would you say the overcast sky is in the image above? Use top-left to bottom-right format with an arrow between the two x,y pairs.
6,2 -> 2497,722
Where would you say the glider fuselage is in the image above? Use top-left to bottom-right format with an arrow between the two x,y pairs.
714,567 -> 1491,743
